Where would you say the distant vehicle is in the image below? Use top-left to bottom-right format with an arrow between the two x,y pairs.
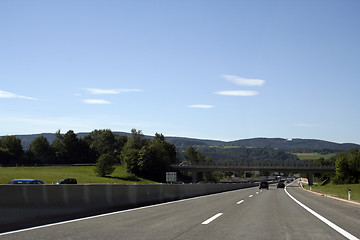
259,181 -> 269,189
179,161 -> 191,166
173,181 -> 185,184
277,182 -> 285,188
56,178 -> 77,184
8,179 -> 45,184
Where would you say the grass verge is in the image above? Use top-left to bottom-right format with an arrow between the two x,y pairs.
0,166 -> 157,184
303,182 -> 360,202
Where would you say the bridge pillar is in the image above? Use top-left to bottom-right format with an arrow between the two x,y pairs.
307,172 -> 313,186
192,170 -> 198,183
192,171 -> 203,183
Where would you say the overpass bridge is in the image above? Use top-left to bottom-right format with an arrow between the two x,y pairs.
171,163 -> 335,185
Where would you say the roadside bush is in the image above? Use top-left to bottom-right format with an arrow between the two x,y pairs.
95,154 -> 115,177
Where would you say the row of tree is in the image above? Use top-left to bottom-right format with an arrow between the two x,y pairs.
1,129 -> 359,184
177,145 -> 300,165
0,129 -> 179,182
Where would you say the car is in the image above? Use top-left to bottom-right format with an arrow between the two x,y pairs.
173,181 -> 185,184
179,161 -> 191,167
8,179 -> 45,184
56,178 -> 77,184
259,181 -> 269,189
277,182 -> 285,188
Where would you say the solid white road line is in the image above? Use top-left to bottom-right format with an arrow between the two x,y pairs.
284,186 -> 359,240
201,213 -> 223,225
237,200 -> 244,205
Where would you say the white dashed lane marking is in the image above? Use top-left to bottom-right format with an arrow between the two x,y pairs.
201,213 -> 223,225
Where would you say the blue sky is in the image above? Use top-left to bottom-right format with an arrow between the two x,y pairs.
1,0 -> 360,144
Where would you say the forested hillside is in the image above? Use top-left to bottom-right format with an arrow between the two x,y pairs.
3,133 -> 359,152
177,146 -> 300,164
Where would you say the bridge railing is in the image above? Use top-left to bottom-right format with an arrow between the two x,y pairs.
172,162 -> 335,171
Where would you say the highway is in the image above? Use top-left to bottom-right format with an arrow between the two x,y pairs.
1,181 -> 359,240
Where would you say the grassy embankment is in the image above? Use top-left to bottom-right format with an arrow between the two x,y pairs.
295,153 -> 359,202
0,166 -> 157,184
303,182 -> 360,202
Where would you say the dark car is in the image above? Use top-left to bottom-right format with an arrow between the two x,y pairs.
8,179 -> 45,184
173,181 -> 185,184
277,182 -> 285,188
56,178 -> 77,184
259,181 -> 269,189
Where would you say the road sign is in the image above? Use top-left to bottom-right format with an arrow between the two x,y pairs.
166,172 -> 177,183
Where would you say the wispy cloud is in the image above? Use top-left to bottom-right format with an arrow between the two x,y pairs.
85,88 -> 142,94
215,90 -> 259,96
83,99 -> 111,104
0,90 -> 37,100
188,105 -> 214,109
222,75 -> 265,86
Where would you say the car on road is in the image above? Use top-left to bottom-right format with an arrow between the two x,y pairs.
277,182 -> 285,188
259,181 -> 269,189
7,179 -> 45,184
56,178 -> 77,184
173,181 -> 185,184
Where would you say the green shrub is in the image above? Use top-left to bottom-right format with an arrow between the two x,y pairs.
95,154 -> 115,177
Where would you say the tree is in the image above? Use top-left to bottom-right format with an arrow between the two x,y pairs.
28,136 -> 54,164
121,129 -> 148,174
0,135 -> 24,164
334,148 -> 360,184
0,147 -> 12,165
51,130 -> 95,164
184,146 -> 214,182
120,131 -> 178,181
184,146 -> 198,163
136,133 -> 178,182
125,129 -> 148,150
51,130 -> 66,163
83,129 -> 127,162
95,154 -> 116,177
184,146 -> 210,164
121,147 -> 142,176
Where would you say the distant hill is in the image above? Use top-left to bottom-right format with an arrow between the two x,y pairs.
224,138 -> 360,152
1,133 -> 359,152
165,136 -> 359,152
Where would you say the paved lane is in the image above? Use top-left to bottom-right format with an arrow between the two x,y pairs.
286,184 -> 360,238
2,183 -> 359,240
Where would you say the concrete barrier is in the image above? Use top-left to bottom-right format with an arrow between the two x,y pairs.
0,183 -> 256,232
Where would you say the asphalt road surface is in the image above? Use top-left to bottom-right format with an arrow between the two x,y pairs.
1,181 -> 359,240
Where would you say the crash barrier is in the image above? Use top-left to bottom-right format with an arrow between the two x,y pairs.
0,183 -> 256,232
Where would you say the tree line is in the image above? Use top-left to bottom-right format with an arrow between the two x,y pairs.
0,129 -> 178,182
177,145 -> 300,165
1,129 -> 358,184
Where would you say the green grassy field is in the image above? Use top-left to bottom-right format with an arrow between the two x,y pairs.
294,152 -> 336,160
304,182 -> 360,202
0,166 -> 157,184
